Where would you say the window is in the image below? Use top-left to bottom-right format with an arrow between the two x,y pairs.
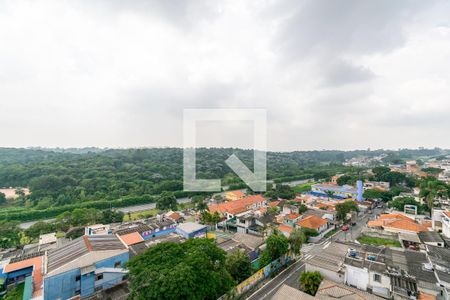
373,274 -> 381,283
114,261 -> 121,268
75,275 -> 81,281
95,274 -> 103,281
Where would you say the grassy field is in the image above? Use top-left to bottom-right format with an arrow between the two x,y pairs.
123,208 -> 160,221
357,235 -> 401,247
293,183 -> 314,193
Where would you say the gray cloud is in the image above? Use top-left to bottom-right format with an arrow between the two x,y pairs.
0,0 -> 449,150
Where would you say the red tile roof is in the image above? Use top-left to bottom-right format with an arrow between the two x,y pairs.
118,232 -> 144,246
226,190 -> 246,198
296,215 -> 328,230
167,212 -> 182,221
209,194 -> 266,215
278,224 -> 294,234
269,201 -> 281,207
3,256 -> 43,297
286,213 -> 301,220
368,213 -> 428,233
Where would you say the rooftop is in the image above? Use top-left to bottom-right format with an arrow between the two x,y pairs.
176,222 -> 207,234
296,215 -> 328,230
208,194 -> 266,215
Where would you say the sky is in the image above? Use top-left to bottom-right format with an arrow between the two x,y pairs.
1,0 -> 450,151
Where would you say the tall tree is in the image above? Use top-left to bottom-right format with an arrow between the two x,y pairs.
127,239 -> 234,300
289,228 -> 306,255
0,192 -> 6,205
259,231 -> 289,266
225,250 -> 252,283
299,271 -> 323,296
335,201 -> 358,221
156,191 -> 178,211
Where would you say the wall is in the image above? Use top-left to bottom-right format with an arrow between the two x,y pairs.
345,265 -> 369,291
368,271 -> 391,297
305,263 -> 344,283
43,268 -> 80,300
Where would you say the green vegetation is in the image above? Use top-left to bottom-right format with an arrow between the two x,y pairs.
1,283 -> 25,300
225,250 -> 252,284
323,228 -> 337,238
299,271 -> 323,296
127,239 -> 234,300
335,201 -> 358,221
388,197 -> 429,214
259,231 -> 289,266
289,228 -> 307,255
357,235 -> 401,247
123,208 -> 160,221
337,175 -> 357,186
292,183 -> 313,193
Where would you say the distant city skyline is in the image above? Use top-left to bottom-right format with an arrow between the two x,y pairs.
1,1 -> 450,151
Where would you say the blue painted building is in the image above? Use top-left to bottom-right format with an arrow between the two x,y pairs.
43,235 -> 129,300
310,180 -> 364,201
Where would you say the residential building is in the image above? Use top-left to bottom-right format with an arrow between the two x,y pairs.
225,190 -> 246,201
418,231 -> 445,248
364,181 -> 390,192
272,280 -> 383,300
283,213 -> 302,227
175,222 -> 207,239
278,224 -> 294,238
368,214 -> 428,234
43,235 -> 129,300
305,241 -> 348,283
442,211 -> 450,238
296,215 -> 328,234
208,194 -> 267,219
85,224 -> 111,236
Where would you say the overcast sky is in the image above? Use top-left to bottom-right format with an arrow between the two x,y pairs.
1,0 -> 450,151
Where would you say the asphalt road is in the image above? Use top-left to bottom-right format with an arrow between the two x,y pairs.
246,207 -> 383,300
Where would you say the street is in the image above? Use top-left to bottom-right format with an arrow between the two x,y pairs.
246,207 -> 382,300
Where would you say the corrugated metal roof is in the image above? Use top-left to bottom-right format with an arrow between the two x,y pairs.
47,237 -> 89,273
87,235 -> 127,251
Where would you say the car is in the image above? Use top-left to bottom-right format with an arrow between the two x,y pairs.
342,224 -> 350,231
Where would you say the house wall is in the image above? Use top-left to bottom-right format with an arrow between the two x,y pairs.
305,263 -> 344,283
368,271 -> 391,298
442,214 -> 450,238
141,227 -> 177,240
345,265 -> 369,291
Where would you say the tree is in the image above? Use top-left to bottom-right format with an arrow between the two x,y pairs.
127,239 -> 234,300
0,221 -> 21,248
335,201 -> 358,221
388,197 -> 429,214
25,221 -> 55,240
363,189 -> 385,200
259,231 -> 289,266
299,271 -> 323,296
289,228 -> 306,255
156,191 -> 177,211
100,209 -> 124,223
336,175 -> 356,186
225,250 -> 252,283
0,192 -> 6,205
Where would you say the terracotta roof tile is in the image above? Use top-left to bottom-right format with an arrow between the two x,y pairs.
286,213 -> 301,220
118,232 -> 144,246
208,195 -> 266,215
296,215 -> 327,230
278,224 -> 294,233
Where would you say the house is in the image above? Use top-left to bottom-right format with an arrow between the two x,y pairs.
442,211 -> 450,238
165,211 -> 184,223
225,190 -> 246,201
208,194 -> 267,219
344,247 -> 392,298
85,224 -> 111,236
282,204 -> 299,215
43,235 -> 129,300
175,222 -> 207,239
296,215 -> 328,234
418,231 -> 445,247
283,213 -> 302,227
230,233 -> 265,261
305,241 -> 348,283
364,181 -> 390,192
368,214 -> 428,234
278,224 -> 294,238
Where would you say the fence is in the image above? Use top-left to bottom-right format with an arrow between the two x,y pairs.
218,253 -> 293,300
